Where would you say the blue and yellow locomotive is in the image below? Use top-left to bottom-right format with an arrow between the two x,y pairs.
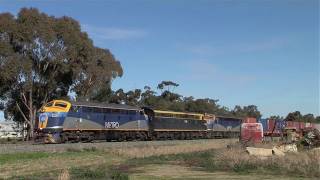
36,100 -> 242,143
36,100 -> 149,143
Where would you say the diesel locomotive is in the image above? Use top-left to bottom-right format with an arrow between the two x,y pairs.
35,100 -> 242,143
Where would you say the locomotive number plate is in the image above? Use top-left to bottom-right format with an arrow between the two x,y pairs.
105,122 -> 120,129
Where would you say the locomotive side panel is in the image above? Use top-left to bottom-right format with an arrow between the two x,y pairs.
207,117 -> 242,138
63,106 -> 149,131
151,117 -> 207,131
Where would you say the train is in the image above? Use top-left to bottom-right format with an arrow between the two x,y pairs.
35,99 -> 320,143
35,100 -> 242,143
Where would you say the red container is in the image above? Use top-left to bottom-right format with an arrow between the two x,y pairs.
243,117 -> 257,123
294,121 -> 301,131
240,123 -> 263,143
285,121 -> 307,133
268,119 -> 276,132
285,121 -> 295,130
299,122 -> 305,130
266,119 -> 282,135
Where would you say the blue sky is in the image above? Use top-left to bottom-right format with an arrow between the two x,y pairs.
0,0 -> 319,119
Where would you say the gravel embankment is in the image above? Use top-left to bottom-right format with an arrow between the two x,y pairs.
0,139 -> 238,154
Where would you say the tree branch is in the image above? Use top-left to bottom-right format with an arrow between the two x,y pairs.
21,92 -> 32,112
16,102 -> 31,126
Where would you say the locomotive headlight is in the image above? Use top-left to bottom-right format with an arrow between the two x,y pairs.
39,113 -> 48,129
39,114 -> 48,122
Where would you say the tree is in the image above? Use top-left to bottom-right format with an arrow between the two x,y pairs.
232,105 -> 262,119
140,85 -> 157,107
0,8 -> 122,139
285,111 -> 303,122
184,98 -> 220,114
269,115 -> 283,120
126,89 -> 141,106
90,86 -> 113,102
302,114 -> 315,122
110,89 -> 126,104
157,81 -> 179,93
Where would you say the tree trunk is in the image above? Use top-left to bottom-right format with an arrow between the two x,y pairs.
28,88 -> 34,140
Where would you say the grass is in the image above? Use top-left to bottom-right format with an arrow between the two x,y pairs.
0,150 -> 102,165
109,139 -> 234,158
1,140 -> 318,179
0,152 -> 50,164
7,166 -> 129,180
0,149 -> 123,179
125,146 -> 320,178
0,138 -> 23,144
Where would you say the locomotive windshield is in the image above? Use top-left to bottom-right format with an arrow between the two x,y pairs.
40,100 -> 71,112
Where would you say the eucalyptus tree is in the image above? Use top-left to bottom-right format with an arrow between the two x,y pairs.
0,8 -> 122,139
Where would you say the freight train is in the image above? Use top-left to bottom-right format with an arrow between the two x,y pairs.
35,100 -> 242,143
35,100 -> 319,143
259,118 -> 320,137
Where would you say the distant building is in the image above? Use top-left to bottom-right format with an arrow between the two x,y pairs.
0,121 -> 22,138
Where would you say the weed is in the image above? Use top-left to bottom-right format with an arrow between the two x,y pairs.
66,147 -> 82,152
110,170 -> 129,180
70,167 -> 106,179
83,146 -> 97,152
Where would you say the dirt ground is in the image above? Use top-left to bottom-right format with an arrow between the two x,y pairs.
130,164 -> 311,180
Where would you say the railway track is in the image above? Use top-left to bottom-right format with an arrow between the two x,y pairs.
0,138 -> 238,154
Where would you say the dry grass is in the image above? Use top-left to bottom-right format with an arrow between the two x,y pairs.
214,146 -> 320,177
58,169 -> 70,180
1,139 -> 318,179
110,139 -> 236,158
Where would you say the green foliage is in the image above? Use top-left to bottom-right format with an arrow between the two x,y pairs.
284,111 -> 319,123
232,105 -> 262,119
0,8 -> 122,137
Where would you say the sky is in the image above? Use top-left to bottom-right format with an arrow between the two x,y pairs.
0,0 -> 319,120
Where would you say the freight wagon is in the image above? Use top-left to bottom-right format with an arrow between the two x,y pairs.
259,118 -> 320,138
259,119 -> 285,136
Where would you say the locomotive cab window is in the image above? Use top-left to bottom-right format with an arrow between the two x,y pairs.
54,102 -> 67,108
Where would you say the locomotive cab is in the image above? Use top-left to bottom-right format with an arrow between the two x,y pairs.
38,100 -> 71,129
36,100 -> 71,143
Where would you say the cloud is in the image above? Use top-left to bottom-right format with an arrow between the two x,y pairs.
183,59 -> 217,80
179,59 -> 256,86
179,37 -> 289,56
82,24 -> 147,40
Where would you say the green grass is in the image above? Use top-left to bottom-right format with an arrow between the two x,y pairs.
0,152 -> 51,164
70,166 -> 107,179
0,149 -> 101,165
70,164 -> 129,179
